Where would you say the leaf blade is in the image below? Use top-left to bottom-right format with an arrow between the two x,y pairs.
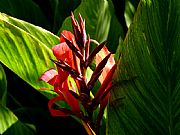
0,13 -> 58,95
108,0 -> 180,134
0,64 -> 7,106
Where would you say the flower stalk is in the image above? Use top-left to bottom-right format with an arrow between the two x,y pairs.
39,12 -> 116,135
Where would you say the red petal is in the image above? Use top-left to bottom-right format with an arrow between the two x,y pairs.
96,46 -> 115,83
95,64 -> 117,99
51,79 -> 80,115
61,80 -> 80,113
48,95 -> 69,116
38,68 -> 58,86
52,43 -> 73,64
60,30 -> 75,43
56,67 -> 69,83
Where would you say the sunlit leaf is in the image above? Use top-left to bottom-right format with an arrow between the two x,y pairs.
0,64 -> 7,106
0,13 -> 59,49
0,13 -> 59,97
0,104 -> 17,134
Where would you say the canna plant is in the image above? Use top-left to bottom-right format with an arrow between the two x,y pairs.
0,0 -> 121,134
39,13 -> 116,135
1,0 -> 180,135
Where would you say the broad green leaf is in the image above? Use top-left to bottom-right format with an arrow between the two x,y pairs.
0,13 -> 58,97
108,0 -> 180,135
0,0 -> 50,30
0,104 -> 35,135
0,64 -> 7,106
0,13 -> 59,49
59,0 -> 124,52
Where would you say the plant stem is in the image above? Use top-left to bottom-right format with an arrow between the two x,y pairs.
82,120 -> 96,135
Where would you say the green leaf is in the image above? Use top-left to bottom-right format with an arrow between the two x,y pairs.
127,0 -> 140,10
0,13 -> 59,49
124,0 -> 136,27
108,0 -> 180,134
59,0 -> 124,52
0,104 -> 17,134
0,64 -> 7,106
0,104 -> 35,135
0,12 -> 59,96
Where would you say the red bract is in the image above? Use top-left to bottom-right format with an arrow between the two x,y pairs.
95,46 -> 116,105
39,30 -> 81,118
39,12 -> 116,135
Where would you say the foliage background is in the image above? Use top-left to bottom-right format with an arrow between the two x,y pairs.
1,0 -> 179,135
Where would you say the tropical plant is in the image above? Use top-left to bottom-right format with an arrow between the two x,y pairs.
0,0 -> 180,135
38,13 -> 117,135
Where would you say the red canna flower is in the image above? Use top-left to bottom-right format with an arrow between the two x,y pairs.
39,12 -> 117,135
39,30 -> 81,118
